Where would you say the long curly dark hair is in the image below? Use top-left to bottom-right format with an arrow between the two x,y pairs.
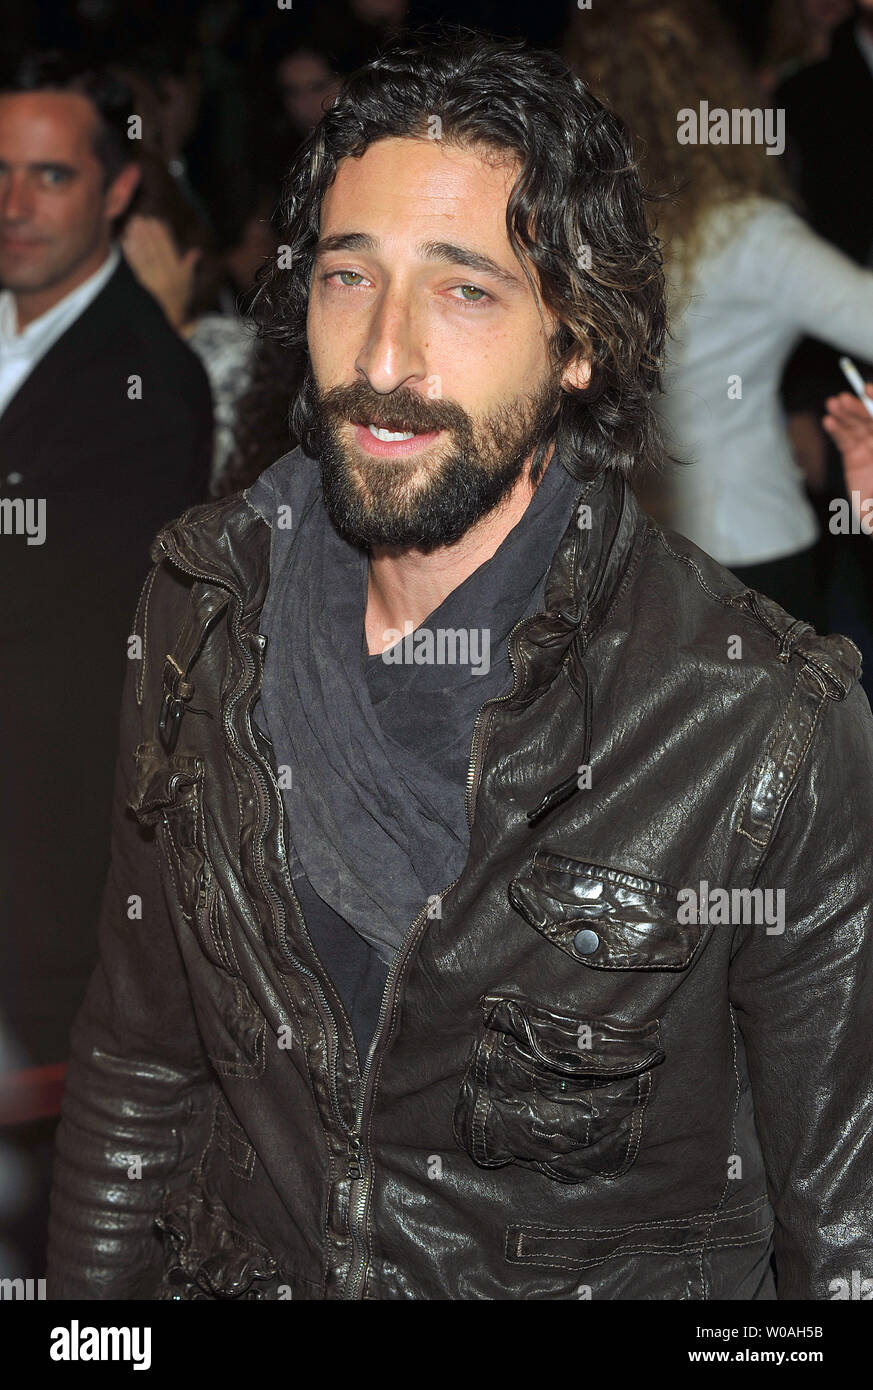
251,24 -> 668,481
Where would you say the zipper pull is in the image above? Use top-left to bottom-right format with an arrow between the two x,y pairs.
159,692 -> 184,754
347,1131 -> 363,1180
525,773 -> 580,826
196,861 -> 211,913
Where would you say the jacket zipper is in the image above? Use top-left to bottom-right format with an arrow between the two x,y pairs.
524,659 -> 592,826
342,873 -> 460,1299
158,545 -> 352,1132
343,610 -> 547,1298
463,616 -> 528,830
249,636 -> 360,1111
463,487 -> 587,832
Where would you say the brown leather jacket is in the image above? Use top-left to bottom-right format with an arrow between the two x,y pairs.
46,461 -> 873,1300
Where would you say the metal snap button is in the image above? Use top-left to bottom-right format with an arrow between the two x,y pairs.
573,928 -> 600,955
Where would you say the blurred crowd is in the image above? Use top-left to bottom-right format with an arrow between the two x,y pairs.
3,0 -> 873,1280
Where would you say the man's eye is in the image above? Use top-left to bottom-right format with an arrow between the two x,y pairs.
41,169 -> 70,186
326,270 -> 367,287
450,284 -> 490,307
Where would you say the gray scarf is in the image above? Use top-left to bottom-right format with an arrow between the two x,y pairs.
246,446 -> 580,965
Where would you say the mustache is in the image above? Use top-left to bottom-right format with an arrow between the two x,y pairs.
316,380 -> 471,435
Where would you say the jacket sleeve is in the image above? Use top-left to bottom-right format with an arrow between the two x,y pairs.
46,576 -> 214,1299
729,680 -> 873,1300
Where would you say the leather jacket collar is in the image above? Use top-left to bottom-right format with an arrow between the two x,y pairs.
151,451 -> 648,669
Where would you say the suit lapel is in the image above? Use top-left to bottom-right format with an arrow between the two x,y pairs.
0,258 -> 132,445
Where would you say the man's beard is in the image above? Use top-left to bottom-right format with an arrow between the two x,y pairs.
309,370 -> 563,550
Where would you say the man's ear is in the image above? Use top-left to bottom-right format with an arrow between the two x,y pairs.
105,161 -> 141,222
561,356 -> 592,393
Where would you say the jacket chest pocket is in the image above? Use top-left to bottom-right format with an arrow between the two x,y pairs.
453,996 -> 664,1184
130,741 -> 238,974
129,741 -> 265,1079
452,851 -> 693,1185
507,851 -> 700,971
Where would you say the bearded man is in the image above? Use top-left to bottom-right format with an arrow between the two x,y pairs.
47,30 -> 873,1301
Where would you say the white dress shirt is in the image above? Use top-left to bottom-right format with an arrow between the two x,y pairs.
0,243 -> 120,421
653,198 -> 873,566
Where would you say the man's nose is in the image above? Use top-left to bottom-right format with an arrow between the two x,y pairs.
0,174 -> 35,222
354,288 -> 428,395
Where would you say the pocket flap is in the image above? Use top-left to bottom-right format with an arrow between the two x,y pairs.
129,740 -> 203,824
156,1183 -> 278,1298
482,995 -> 665,1080
506,1195 -> 774,1271
508,852 -> 699,970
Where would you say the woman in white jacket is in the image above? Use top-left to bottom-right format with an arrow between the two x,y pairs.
565,0 -> 873,628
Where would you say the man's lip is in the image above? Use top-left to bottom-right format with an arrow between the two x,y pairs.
354,420 -> 428,432
351,421 -> 443,458
0,236 -> 43,248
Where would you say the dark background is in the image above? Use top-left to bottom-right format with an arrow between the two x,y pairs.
0,1 -> 774,61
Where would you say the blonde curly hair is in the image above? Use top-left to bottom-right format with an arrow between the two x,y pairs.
564,0 -> 799,303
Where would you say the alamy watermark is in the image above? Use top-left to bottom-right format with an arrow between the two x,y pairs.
381,622 -> 490,675
50,1320 -> 151,1370
0,496 -> 46,545
829,493 -> 873,535
677,101 -> 785,157
0,1276 -> 45,1299
677,881 -> 785,934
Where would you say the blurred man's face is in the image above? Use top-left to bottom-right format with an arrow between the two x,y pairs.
307,135 -> 587,549
0,91 -> 137,318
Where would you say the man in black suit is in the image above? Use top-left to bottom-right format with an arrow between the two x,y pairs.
0,54 -> 212,1273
